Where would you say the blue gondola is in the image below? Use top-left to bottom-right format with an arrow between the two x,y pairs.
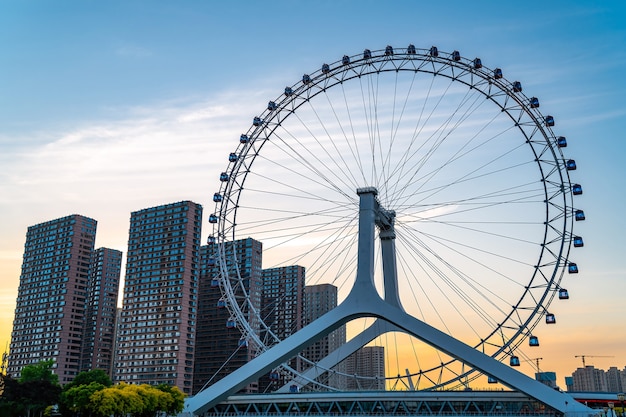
512,81 -> 522,92
217,299 -> 226,308
207,235 -> 216,245
510,356 -> 521,366
289,384 -> 299,393
284,87 -> 294,96
302,74 -> 311,84
363,49 -> 372,59
573,236 -> 584,247
407,44 -> 416,55
210,278 -> 219,287
566,159 -> 577,170
213,193 -> 223,202
559,288 -> 569,299
208,257 -> 216,267
429,46 -> 438,57
557,136 -> 567,147
575,210 -> 585,221
530,97 -> 540,108
545,115 -> 555,127
269,371 -> 280,380
342,55 -> 350,65
451,50 -> 461,61
572,184 -> 583,195
494,68 -> 503,79
473,58 -> 482,69
385,45 -> 394,56
321,63 -> 330,73
229,153 -> 238,162
226,318 -> 236,328
546,313 -> 556,324
568,263 -> 579,274
208,214 -> 218,223
219,172 -> 229,182
267,101 -> 277,111
529,336 -> 540,347
238,338 -> 248,347
253,117 -> 263,126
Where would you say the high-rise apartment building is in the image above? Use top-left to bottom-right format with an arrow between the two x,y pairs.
7,214 -> 97,383
302,283 -> 346,390
115,201 -> 202,394
193,237 -> 263,395
259,265 -> 305,391
80,247 -> 122,377
345,346 -> 385,391
261,265 -> 305,343
570,366 -> 609,392
606,367 -> 625,393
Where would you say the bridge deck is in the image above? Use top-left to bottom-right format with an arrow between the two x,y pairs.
185,390 -> 592,417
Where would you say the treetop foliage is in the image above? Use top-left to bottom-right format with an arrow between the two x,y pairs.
18,359 -> 59,385
1,363 -> 185,417
1,360 -> 62,417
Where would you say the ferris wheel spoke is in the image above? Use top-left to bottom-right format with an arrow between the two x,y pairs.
384,72 -> 439,203
388,84 -> 488,204
393,125 -> 527,210
255,130 -> 357,200
396,230 -> 507,335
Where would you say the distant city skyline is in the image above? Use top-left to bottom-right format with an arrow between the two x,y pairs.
4,204 -> 625,392
1,0 -> 625,388
3,209 -> 390,394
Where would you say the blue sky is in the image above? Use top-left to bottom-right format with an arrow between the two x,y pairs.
1,0 -> 625,384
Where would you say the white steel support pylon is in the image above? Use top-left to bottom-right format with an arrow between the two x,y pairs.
185,188 -> 591,417
276,187 -> 402,392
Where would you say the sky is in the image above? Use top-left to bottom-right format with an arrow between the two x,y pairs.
1,0 -> 625,387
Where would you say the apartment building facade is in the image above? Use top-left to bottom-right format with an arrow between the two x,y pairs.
115,201 -> 202,394
7,214 -> 98,384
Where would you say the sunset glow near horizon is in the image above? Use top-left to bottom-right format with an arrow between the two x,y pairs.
1,0 -> 625,388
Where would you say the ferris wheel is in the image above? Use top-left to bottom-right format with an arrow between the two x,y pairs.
207,45 -> 584,390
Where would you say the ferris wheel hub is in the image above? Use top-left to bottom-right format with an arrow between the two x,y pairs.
356,186 -> 378,195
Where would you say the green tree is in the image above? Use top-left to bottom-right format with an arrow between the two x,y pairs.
64,369 -> 112,390
58,369 -> 112,416
128,385 -> 160,417
20,378 -> 62,417
155,384 -> 185,415
0,374 -> 23,417
61,381 -> 106,416
87,387 -> 120,417
131,384 -> 185,417
19,359 -> 59,385
85,382 -> 186,417
89,383 -> 144,417
2,360 -> 62,417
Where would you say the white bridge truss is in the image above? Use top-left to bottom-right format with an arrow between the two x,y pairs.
187,391 -> 589,417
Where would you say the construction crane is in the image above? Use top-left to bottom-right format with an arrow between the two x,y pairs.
522,357 -> 543,373
575,355 -> 614,367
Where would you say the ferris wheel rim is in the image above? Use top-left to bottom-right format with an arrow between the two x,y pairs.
208,45 -> 577,389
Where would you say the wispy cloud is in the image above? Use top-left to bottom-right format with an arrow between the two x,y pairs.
0,87 -> 273,253
4,89 -> 267,185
